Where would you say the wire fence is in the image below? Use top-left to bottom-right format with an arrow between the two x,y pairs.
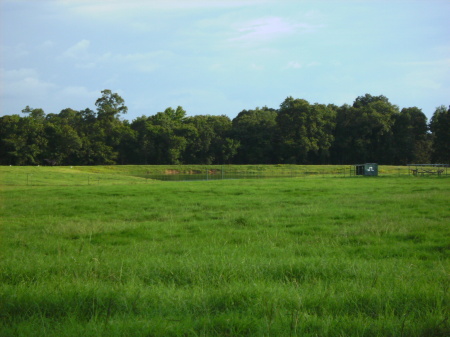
1,173 -> 137,187
147,167 -> 351,181
1,165 -> 448,187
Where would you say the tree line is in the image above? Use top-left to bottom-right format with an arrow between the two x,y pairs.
1,90 -> 449,166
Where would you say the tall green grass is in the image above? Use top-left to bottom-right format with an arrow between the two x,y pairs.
1,170 -> 449,336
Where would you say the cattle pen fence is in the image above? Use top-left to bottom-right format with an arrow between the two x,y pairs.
1,165 -> 449,187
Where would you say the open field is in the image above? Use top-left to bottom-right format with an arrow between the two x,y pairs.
1,164 -> 442,186
1,166 -> 449,336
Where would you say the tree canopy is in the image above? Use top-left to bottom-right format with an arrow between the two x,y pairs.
0,91 -> 448,165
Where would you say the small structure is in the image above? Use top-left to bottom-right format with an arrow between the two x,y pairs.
352,163 -> 378,176
407,164 -> 449,176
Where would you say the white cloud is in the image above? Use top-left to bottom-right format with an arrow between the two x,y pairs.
113,51 -> 174,72
0,68 -> 57,114
62,39 -> 90,59
282,61 -> 320,71
390,58 -> 450,91
56,85 -> 99,109
394,58 -> 450,68
228,16 -> 321,48
58,0 -> 271,15
403,69 -> 446,91
1,68 -> 56,96
232,17 -> 296,42
84,50 -> 175,72
103,51 -> 172,73
38,40 -> 55,50
250,63 -> 264,71
0,68 -> 103,114
60,40 -> 98,68
0,44 -> 29,60
3,0 -> 447,120
285,61 -> 302,69
156,86 -> 246,117
76,62 -> 97,69
59,85 -> 97,97
54,0 -> 275,30
60,44 -> 175,72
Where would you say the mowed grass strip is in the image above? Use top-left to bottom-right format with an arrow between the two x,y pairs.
1,175 -> 449,336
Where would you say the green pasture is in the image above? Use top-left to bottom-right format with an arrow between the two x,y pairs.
1,166 -> 449,336
0,164 -> 418,186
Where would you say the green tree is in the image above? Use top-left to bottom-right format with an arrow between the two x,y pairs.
391,107 -> 430,164
69,107 -> 118,165
220,137 -> 240,164
361,99 -> 399,163
352,94 -> 391,109
43,110 -> 82,165
330,104 -> 356,164
207,115 -> 236,164
232,107 -> 278,164
22,105 -> 45,121
130,116 -> 153,164
430,105 -> 450,163
0,115 -> 23,165
331,94 -> 398,164
80,90 -> 130,165
0,109 -> 47,165
277,97 -> 336,164
141,106 -> 190,164
116,120 -> 138,165
183,115 -> 216,164
95,89 -> 128,121
184,115 -> 235,164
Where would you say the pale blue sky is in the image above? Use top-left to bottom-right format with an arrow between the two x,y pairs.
1,0 -> 449,120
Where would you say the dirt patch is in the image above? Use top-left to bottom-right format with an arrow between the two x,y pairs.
164,169 -> 220,175
165,170 -> 180,175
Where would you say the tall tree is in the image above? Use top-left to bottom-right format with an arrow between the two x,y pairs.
130,116 -> 153,164
144,106 -> 189,164
330,104 -> 357,164
357,98 -> 398,163
0,109 -> 47,165
430,105 -> 450,163
232,107 -> 278,164
22,105 -> 45,121
205,115 -> 236,164
183,115 -> 217,164
277,97 -> 336,164
182,114 -> 236,164
352,94 -> 391,109
331,94 -> 398,164
391,107 -> 430,164
89,90 -> 129,164
0,91 -> 442,166
95,89 -> 128,121
0,115 -> 23,165
43,110 -> 82,165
